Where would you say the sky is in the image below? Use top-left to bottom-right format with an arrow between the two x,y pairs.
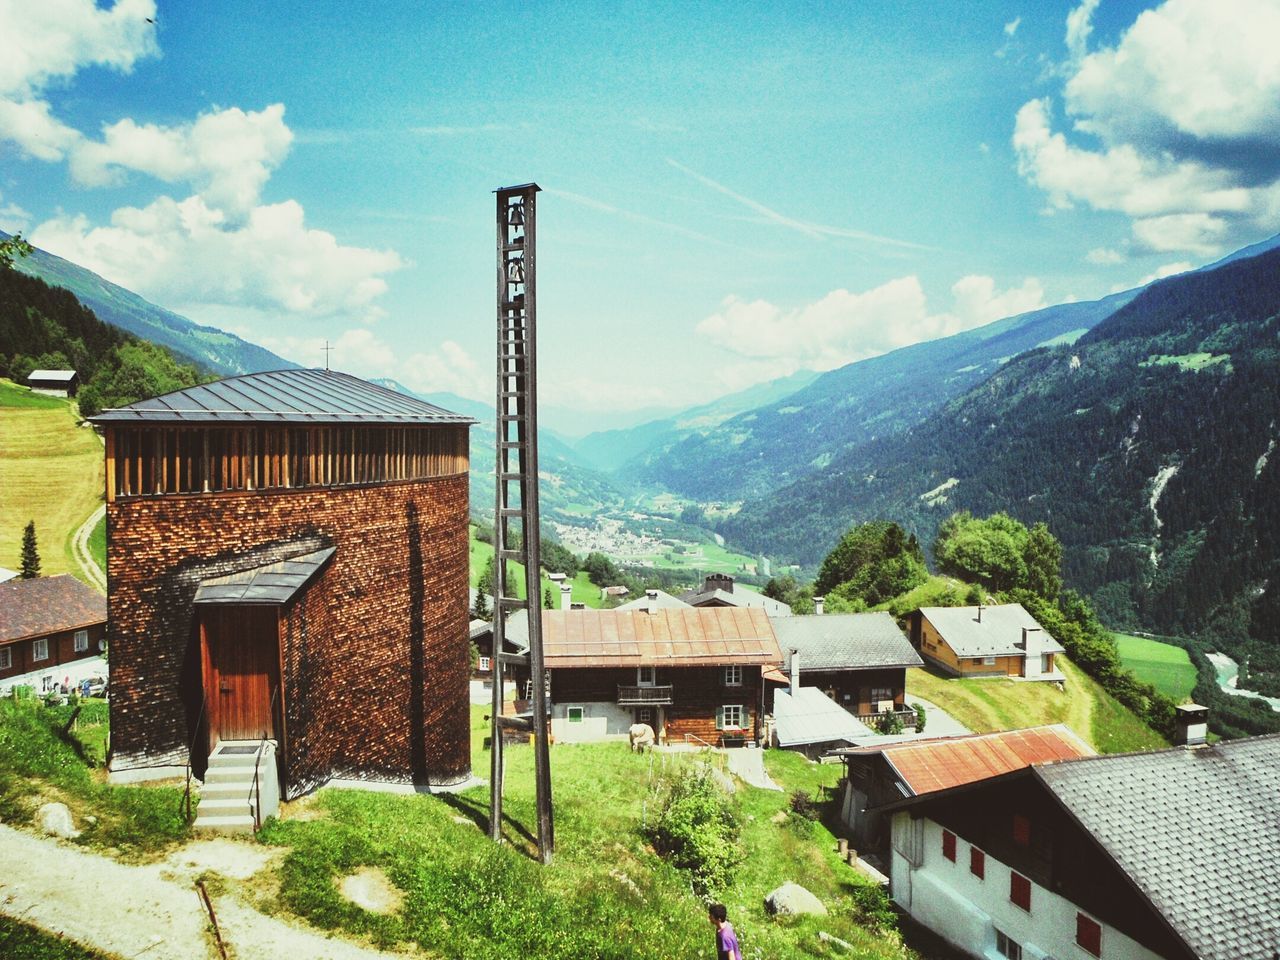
3,0 -> 1279,435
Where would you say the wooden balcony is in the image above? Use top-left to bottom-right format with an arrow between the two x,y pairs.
617,684 -> 674,706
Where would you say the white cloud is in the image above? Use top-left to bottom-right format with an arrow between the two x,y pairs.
696,274 -> 1045,375
1086,246 -> 1126,265
1015,0 -> 1280,257
1137,261 -> 1193,285
1004,16 -> 1022,37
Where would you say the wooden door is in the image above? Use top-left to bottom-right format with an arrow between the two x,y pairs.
202,606 -> 278,745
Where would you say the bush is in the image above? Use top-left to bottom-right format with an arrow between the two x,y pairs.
647,767 -> 744,897
788,789 -> 820,821
876,711 -> 904,735
913,703 -> 926,733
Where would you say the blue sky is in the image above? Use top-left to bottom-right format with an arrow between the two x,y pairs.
4,0 -> 1279,433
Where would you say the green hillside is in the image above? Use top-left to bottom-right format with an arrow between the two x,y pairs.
1115,634 -> 1198,700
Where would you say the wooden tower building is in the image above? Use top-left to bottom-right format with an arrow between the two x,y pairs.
92,369 -> 475,798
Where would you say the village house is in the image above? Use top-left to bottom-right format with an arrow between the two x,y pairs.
679,572 -> 793,616
0,574 -> 107,695
908,603 -> 1065,682
91,369 -> 476,820
521,606 -> 784,746
615,588 -> 691,612
880,709 -> 1277,960
832,725 -> 1093,857
25,368 -> 79,397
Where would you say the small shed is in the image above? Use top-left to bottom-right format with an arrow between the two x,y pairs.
26,369 -> 79,397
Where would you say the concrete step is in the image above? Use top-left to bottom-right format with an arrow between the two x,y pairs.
204,766 -> 259,784
200,781 -> 254,802
207,754 -> 260,770
193,814 -> 255,835
196,797 -> 255,818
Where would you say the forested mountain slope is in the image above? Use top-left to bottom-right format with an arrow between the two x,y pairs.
724,246 -> 1280,689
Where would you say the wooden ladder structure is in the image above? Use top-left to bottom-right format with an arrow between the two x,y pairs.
489,183 -> 554,863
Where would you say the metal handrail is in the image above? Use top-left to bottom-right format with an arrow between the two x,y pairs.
183,695 -> 208,825
683,733 -> 716,750
250,683 -> 281,831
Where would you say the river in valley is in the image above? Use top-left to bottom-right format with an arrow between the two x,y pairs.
1205,651 -> 1280,712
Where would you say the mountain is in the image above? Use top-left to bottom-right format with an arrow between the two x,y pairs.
723,245 -> 1280,692
625,291 -> 1137,502
573,369 -> 819,473
5,232 -> 294,375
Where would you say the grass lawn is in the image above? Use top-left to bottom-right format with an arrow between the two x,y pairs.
88,514 -> 107,575
906,656 -> 1167,755
0,379 -> 103,582
0,916 -> 116,960
1114,634 -> 1197,700
255,705 -> 912,960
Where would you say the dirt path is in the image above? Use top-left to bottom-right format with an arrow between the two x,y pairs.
0,825 -> 399,959
72,503 -> 106,594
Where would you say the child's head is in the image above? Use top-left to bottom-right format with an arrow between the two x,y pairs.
708,903 -> 728,924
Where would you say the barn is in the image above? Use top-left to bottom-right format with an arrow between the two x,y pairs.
91,369 -> 475,807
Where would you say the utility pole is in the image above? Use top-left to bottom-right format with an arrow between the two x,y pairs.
489,183 -> 554,863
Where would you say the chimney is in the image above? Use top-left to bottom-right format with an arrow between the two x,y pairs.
814,596 -> 824,616
570,602 -> 586,611
1022,627 -> 1042,679
646,589 -> 659,613
560,583 -> 573,610
705,573 -> 733,594
1174,703 -> 1209,746
976,604 -> 983,623
789,649 -> 800,698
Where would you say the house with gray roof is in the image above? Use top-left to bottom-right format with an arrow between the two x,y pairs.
679,573 -> 792,616
908,603 -> 1066,682
771,611 -> 922,723
878,720 -> 1275,960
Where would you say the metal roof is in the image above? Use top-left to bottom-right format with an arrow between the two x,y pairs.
919,603 -> 1065,657
541,607 -> 783,668
193,548 -> 335,605
615,589 -> 693,611
773,686 -> 870,747
27,369 -> 77,381
1037,735 -> 1280,960
90,368 -> 478,425
678,586 -> 793,616
773,612 -> 923,671
0,575 -> 106,643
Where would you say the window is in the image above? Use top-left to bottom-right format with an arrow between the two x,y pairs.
637,666 -> 656,686
995,929 -> 1022,960
969,846 -> 985,879
942,829 -> 957,862
982,655 -> 997,666
0,647 -> 10,670
1010,871 -> 1031,912
33,638 -> 48,661
723,664 -> 742,686
74,630 -> 89,653
870,685 -> 894,704
566,706 -> 584,724
477,656 -> 491,672
635,707 -> 652,724
1012,814 -> 1032,846
718,704 -> 745,730
1076,913 -> 1102,957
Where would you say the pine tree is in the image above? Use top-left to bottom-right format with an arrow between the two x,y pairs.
543,586 -> 554,609
19,520 -> 40,579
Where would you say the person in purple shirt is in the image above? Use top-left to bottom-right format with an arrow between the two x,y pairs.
708,903 -> 742,960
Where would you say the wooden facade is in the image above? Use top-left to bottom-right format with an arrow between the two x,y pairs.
800,666 -> 908,717
105,424 -> 468,501
0,623 -> 106,686
914,614 -> 1052,678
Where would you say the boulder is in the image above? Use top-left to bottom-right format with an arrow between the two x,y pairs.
36,802 -> 80,839
764,881 -> 827,916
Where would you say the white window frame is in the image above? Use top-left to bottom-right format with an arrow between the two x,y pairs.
566,705 -> 584,724
635,707 -> 652,724
718,704 -> 745,730
723,664 -> 742,687
981,655 -> 997,666
0,647 -> 11,670
637,665 -> 656,687
995,929 -> 1022,960
41,674 -> 55,693
74,630 -> 89,653
477,655 -> 491,672
33,638 -> 49,661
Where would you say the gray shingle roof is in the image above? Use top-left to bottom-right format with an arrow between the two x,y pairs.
90,368 -> 477,425
615,590 -> 692,611
193,548 -> 335,604
920,603 -> 1064,657
773,686 -> 870,747
1037,735 -> 1280,960
772,612 -> 922,671
678,587 -> 792,616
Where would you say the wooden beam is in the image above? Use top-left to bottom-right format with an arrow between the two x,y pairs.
105,428 -> 116,503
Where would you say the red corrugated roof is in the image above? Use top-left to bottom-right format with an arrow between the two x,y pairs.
542,607 -> 783,668
879,725 -> 1094,796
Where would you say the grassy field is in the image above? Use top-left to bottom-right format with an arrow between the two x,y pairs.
907,656 -> 1167,754
1114,634 -> 1197,700
254,706 -> 907,960
469,526 -> 605,610
88,514 -> 107,575
0,379 -> 103,583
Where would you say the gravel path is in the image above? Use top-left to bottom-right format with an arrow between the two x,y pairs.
71,503 -> 106,594
724,747 -> 782,791
0,825 -> 396,959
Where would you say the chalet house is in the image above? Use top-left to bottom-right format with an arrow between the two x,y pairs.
616,588 -> 691,612
880,723 -> 1278,960
772,612 -> 922,723
534,606 -> 784,746
91,369 -> 475,805
679,573 -> 792,616
26,368 -> 78,397
833,725 -> 1093,856
908,603 -> 1065,682
0,574 -> 107,695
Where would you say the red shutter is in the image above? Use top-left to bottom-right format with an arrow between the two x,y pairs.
1012,813 -> 1031,846
942,829 -> 956,862
1010,872 -> 1031,911
969,847 -> 985,879
1076,913 -> 1102,957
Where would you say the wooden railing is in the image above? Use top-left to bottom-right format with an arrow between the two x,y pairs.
617,684 -> 674,705
854,707 -> 918,728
